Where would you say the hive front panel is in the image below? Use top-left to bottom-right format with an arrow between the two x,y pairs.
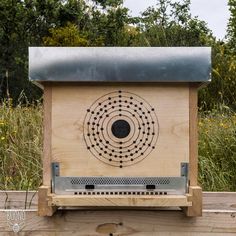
51,84 -> 189,195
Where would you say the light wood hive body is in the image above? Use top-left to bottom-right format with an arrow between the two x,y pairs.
51,84 -> 189,177
28,47 -> 211,216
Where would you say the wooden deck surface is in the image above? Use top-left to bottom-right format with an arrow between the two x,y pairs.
0,191 -> 235,235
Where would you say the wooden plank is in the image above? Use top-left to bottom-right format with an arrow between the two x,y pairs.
189,84 -> 198,186
186,84 -> 202,216
0,191 -> 37,209
51,84 -> 189,177
1,191 -> 235,212
43,85 -> 52,186
0,210 -> 235,235
50,194 -> 191,207
184,186 -> 202,216
203,192 -> 236,211
38,186 -> 57,216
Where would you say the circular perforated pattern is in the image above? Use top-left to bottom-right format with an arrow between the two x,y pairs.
83,90 -> 159,168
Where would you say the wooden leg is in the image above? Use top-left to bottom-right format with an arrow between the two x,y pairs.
38,186 -> 57,216
183,186 -> 202,217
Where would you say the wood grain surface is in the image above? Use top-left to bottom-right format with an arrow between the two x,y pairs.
51,84 -> 189,177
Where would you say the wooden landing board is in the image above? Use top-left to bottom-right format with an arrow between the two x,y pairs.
49,194 -> 191,207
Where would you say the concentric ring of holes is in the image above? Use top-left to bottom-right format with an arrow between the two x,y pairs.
83,90 -> 159,168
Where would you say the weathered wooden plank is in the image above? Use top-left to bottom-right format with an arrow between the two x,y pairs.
0,233 -> 235,236
0,210 -> 235,235
203,192 -> 236,211
38,186 -> 57,216
0,191 -> 37,209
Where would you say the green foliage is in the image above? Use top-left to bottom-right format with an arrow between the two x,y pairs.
138,0 -> 212,46
0,0 -> 62,102
43,23 -> 88,46
92,0 -> 123,9
198,108 -> 236,191
227,0 -> 236,51
0,98 -> 42,190
199,42 -> 236,110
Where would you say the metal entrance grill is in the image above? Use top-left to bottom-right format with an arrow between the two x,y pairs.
52,162 -> 189,195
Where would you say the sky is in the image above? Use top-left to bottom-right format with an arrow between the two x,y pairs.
123,0 -> 230,40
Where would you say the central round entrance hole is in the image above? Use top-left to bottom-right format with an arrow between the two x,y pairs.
111,119 -> 131,139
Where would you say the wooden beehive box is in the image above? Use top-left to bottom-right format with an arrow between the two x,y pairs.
29,47 -> 211,217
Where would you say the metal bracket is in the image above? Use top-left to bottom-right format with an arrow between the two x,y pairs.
51,162 -> 60,193
181,162 -> 189,193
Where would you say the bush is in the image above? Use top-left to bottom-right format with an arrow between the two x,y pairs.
198,107 -> 236,191
199,43 -> 236,111
0,99 -> 42,190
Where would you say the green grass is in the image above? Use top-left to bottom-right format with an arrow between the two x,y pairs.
198,108 -> 236,191
0,101 -> 235,191
0,100 -> 42,190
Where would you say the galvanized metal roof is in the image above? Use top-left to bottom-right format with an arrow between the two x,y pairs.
29,47 -> 211,83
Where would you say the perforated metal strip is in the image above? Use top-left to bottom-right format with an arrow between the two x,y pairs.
54,176 -> 187,195
69,177 -> 171,185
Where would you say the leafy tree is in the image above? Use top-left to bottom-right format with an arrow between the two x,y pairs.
198,0 -> 236,110
138,0 -> 213,46
43,23 -> 89,46
44,0 -> 132,46
0,0 -> 64,102
227,0 -> 236,52
199,42 -> 236,110
85,0 -> 132,46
